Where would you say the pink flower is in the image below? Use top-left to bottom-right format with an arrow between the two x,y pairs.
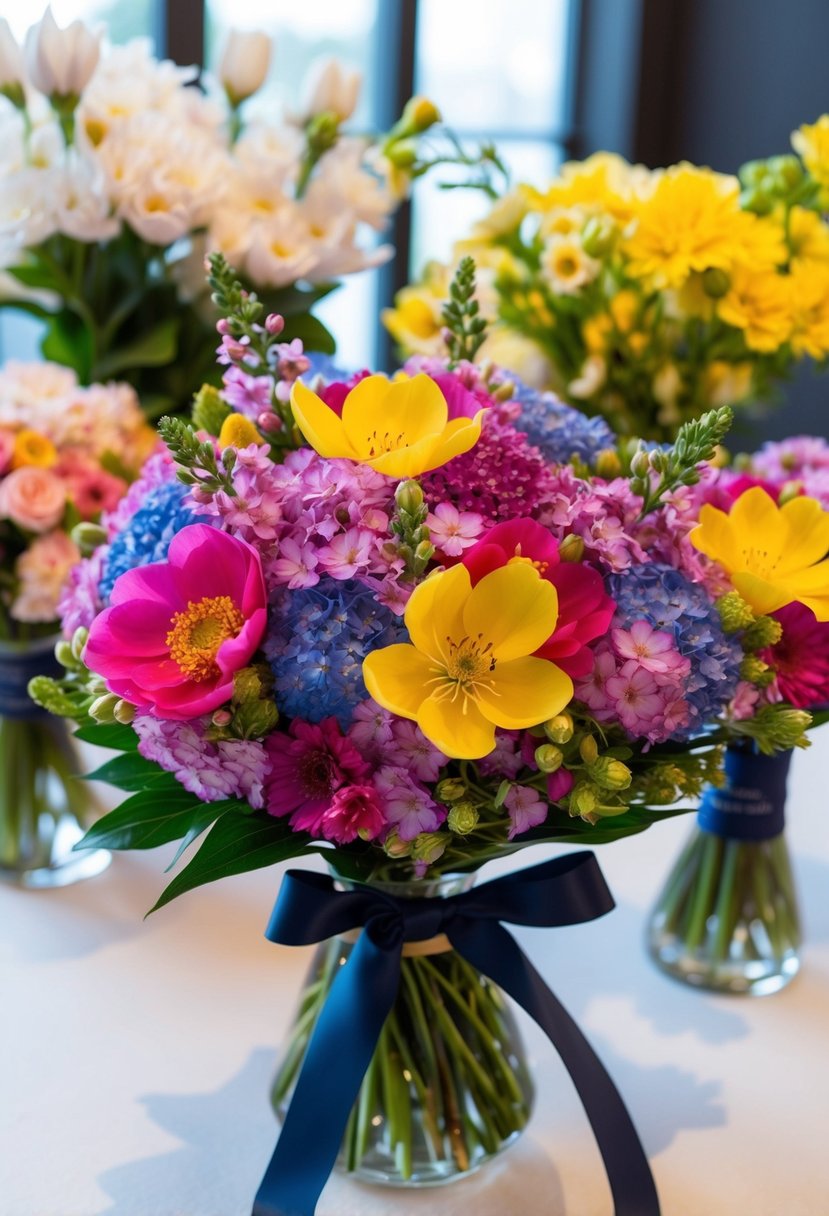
264,717 -> 370,835
463,518 -> 615,677
317,527 -> 374,578
222,366 -> 274,418
576,645 -> 617,712
386,718 -> 448,782
12,530 -> 79,622
84,524 -> 267,719
729,680 -> 761,720
763,602 -> 829,709
426,502 -> 484,556
605,661 -> 665,733
373,766 -> 444,840
611,620 -> 686,674
320,783 -> 387,843
505,785 -> 548,839
271,537 -> 319,588
57,455 -> 127,519
547,769 -> 574,802
0,466 -> 66,532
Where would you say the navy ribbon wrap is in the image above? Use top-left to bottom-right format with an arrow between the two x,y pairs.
253,852 -> 661,1216
0,640 -> 59,719
697,746 -> 791,842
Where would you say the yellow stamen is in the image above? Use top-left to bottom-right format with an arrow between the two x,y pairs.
166,595 -> 245,681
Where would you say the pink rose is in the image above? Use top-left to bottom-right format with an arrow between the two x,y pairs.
0,466 -> 66,533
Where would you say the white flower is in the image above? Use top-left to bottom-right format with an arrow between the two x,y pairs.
0,167 -> 58,257
568,354 -> 607,399
540,235 -> 599,295
25,6 -> 100,99
311,138 -> 393,230
0,18 -> 25,96
218,28 -> 271,104
56,155 -> 119,243
294,57 -> 361,124
244,208 -> 319,287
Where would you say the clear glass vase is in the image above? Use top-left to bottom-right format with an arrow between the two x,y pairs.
0,635 -> 111,889
647,747 -> 800,995
270,872 -> 535,1187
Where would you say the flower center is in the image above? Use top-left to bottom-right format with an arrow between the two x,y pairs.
365,428 -> 406,456
740,546 -> 780,578
429,634 -> 497,708
298,749 -> 336,796
508,552 -> 549,575
166,595 -> 245,681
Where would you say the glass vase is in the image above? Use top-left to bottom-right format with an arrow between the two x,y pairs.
647,746 -> 800,995
0,635 -> 111,889
270,872 -> 534,1187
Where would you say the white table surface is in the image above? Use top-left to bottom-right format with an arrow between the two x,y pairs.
3,734 -> 829,1216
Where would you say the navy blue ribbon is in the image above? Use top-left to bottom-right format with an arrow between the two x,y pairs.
0,642 -> 59,719
698,746 -> 791,842
253,853 -> 661,1216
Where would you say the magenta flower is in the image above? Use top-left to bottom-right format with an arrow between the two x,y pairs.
373,766 -> 444,840
320,783 -> 387,843
505,785 -> 548,839
547,769 -> 574,803
462,517 -> 615,677
84,524 -> 267,719
264,718 -> 370,835
764,602 -> 829,708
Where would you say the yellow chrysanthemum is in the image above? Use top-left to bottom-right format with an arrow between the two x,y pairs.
624,165 -> 782,289
792,115 -> 829,190
529,152 -> 643,225
716,266 -> 792,352
788,261 -> 829,358
290,373 -> 487,478
787,206 -> 829,269
691,486 -> 829,618
362,562 -> 573,758
12,429 -> 58,469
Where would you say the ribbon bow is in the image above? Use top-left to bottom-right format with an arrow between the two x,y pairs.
253,852 -> 661,1216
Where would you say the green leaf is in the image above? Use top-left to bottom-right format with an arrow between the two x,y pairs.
93,316 -> 181,379
164,804 -> 226,872
6,262 -> 61,291
74,721 -> 140,751
0,299 -> 53,322
84,751 -> 180,792
257,281 -> 338,317
149,813 -> 317,913
77,789 -> 213,851
281,312 -> 336,354
41,310 -> 93,380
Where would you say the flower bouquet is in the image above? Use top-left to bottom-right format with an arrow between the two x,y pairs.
0,7 -> 465,415
32,257 -> 826,1212
385,119 -> 829,440
0,358 -> 153,885
647,436 -> 829,994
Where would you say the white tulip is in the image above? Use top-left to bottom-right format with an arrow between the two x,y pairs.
25,6 -> 101,99
218,28 -> 271,104
0,18 -> 26,98
297,58 -> 361,124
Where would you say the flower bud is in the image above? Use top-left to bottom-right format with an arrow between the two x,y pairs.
411,832 -> 447,865
297,57 -> 361,124
25,6 -> 100,101
218,412 -> 265,450
265,313 -> 285,336
589,756 -> 632,791
594,449 -> 621,479
384,138 -> 418,169
71,626 -> 89,662
395,478 -> 424,514
578,735 -> 598,764
568,781 -> 600,821
739,159 -> 770,189
71,520 -> 108,556
740,655 -> 774,687
768,154 -> 803,193
716,590 -> 755,632
558,533 -> 585,562
212,708 -> 233,727
580,215 -> 615,257
534,743 -> 563,773
702,267 -> 731,298
383,830 -> 412,859
89,692 -> 119,723
389,95 -> 442,143
630,447 -> 651,478
436,778 -> 466,802
544,713 -> 574,745
648,448 -> 667,474
0,19 -> 26,107
447,802 -> 479,834
778,478 -> 803,505
257,411 -> 283,434
113,699 -> 135,725
218,28 -> 271,106
742,614 -> 783,651
54,640 -> 76,670
740,187 -> 773,216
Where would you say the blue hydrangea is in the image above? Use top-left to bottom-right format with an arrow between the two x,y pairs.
508,375 -> 616,465
301,352 -> 356,384
99,481 -> 203,602
266,578 -> 408,727
607,564 -> 742,740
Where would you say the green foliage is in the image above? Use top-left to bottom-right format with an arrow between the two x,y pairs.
632,406 -> 734,516
74,721 -> 140,751
441,256 -> 488,365
730,704 -> 812,754
158,415 -> 237,495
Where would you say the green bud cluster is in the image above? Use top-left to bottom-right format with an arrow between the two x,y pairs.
206,665 -> 278,741
742,615 -> 783,651
159,415 -> 237,497
447,802 -> 479,834
390,479 -> 434,579
544,713 -> 574,744
411,832 -> 448,864
71,521 -> 107,557
441,256 -> 489,365
587,756 -> 632,791
632,406 -> 734,516
731,703 -> 811,755
436,778 -> 467,802
716,591 -> 755,633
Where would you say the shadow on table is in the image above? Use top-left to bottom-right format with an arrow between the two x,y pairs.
96,1048 -> 566,1216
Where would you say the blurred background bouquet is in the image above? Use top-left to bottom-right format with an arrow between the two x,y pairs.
386,121 -> 829,441
0,7 -> 451,415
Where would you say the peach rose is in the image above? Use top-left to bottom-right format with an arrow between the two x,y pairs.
12,530 -> 80,623
0,465 -> 66,533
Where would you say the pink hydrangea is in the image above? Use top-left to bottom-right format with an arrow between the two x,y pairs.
536,466 -> 647,572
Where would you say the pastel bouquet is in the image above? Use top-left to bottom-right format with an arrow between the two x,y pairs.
33,257 -> 829,1213
648,434 -> 829,994
0,8 -> 454,414
0,358 -> 152,886
386,119 -> 829,440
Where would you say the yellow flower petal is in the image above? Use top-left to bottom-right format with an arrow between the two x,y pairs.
690,503 -> 741,568
778,496 -> 829,570
341,373 -> 447,451
368,433 -> 443,478
290,380 -> 356,458
463,563 -> 559,661
730,572 -> 792,617
427,411 -> 488,465
362,644 -> 434,719
727,486 -> 787,553
416,692 -> 496,759
475,655 -> 573,729
404,563 -> 468,661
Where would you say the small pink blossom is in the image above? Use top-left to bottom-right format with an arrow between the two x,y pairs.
505,785 -> 548,839
605,661 -> 665,733
729,681 -> 762,720
373,766 -> 444,840
576,646 -> 617,712
426,502 -> 484,556
271,537 -> 319,588
320,783 -> 386,843
611,620 -> 684,674
317,527 -> 375,578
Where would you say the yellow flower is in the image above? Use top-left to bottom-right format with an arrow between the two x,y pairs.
691,486 -> 829,618
362,563 -> 573,758
12,429 -> 58,469
539,206 -> 586,239
290,373 -> 487,478
583,313 -> 612,352
787,206 -> 829,269
792,115 -> 829,190
540,236 -> 598,295
716,266 -> 792,351
217,414 -> 266,450
788,261 -> 829,358
382,263 -> 449,356
609,289 -> 639,333
530,152 -> 642,225
701,361 -> 753,407
624,165 -> 783,289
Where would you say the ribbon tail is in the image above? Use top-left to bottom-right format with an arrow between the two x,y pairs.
252,932 -> 402,1216
450,920 -> 661,1216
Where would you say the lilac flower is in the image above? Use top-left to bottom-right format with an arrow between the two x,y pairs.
271,537 -> 320,588
426,502 -> 485,556
373,766 -> 445,840
222,366 -> 274,419
134,715 -> 269,809
505,786 -> 548,839
317,527 -> 375,578
386,718 -> 448,783
348,698 -> 395,763
478,729 -> 524,779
